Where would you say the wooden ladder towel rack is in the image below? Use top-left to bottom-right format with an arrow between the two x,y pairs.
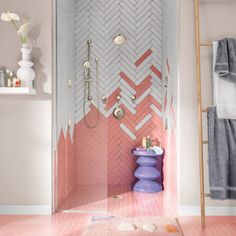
194,0 -> 213,227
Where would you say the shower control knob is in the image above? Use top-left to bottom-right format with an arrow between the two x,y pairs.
116,95 -> 121,101
131,95 -> 136,102
102,96 -> 107,103
87,96 -> 92,101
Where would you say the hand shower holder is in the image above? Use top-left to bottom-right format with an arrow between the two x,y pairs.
85,78 -> 92,82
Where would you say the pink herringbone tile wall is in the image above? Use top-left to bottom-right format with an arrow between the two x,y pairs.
75,105 -> 162,186
56,129 -> 76,209
75,63 -> 163,186
75,105 -> 108,186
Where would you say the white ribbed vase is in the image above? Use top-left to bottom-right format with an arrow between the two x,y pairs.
17,43 -> 35,88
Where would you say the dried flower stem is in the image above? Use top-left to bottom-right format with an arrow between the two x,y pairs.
11,19 -> 24,44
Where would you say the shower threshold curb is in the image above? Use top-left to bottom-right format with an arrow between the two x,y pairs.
60,209 -> 108,214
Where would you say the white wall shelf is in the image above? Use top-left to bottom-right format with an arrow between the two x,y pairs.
0,87 -> 36,95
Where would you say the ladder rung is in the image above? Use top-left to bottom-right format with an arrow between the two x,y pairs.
200,43 -> 212,47
204,193 -> 211,197
201,108 -> 208,113
202,141 -> 208,144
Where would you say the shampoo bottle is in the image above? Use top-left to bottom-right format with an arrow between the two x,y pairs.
146,136 -> 152,148
142,137 -> 147,149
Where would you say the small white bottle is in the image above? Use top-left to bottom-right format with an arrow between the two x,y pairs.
7,71 -> 14,87
0,69 -> 5,87
4,69 -> 10,87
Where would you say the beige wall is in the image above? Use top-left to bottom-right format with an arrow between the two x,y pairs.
0,0 -> 52,208
178,0 -> 236,214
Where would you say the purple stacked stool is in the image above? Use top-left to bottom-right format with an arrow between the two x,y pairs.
132,149 -> 163,193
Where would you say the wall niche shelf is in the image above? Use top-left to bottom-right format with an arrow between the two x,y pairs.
0,87 -> 36,95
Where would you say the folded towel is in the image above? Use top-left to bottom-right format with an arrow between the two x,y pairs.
208,107 -> 236,200
215,38 -> 236,82
213,41 -> 236,119
147,146 -> 163,155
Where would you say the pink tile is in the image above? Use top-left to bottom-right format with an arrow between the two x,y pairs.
57,130 -> 67,208
66,130 -> 76,195
1,206 -> 235,235
58,185 -> 108,212
0,213 -> 89,236
135,49 -> 153,67
178,216 -> 236,236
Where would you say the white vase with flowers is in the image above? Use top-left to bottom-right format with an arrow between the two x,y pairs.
1,11 -> 35,88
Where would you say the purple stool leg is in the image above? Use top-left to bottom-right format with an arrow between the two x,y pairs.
132,151 -> 163,193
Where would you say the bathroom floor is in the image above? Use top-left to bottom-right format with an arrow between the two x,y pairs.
57,185 -> 175,217
0,214 -> 235,235
1,188 -> 234,235
1,186 -> 235,236
58,185 -> 108,212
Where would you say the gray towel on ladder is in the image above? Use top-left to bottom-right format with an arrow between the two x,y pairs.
215,38 -> 236,82
208,107 -> 236,199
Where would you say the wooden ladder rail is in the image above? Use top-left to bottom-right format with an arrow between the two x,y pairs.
194,0 -> 206,228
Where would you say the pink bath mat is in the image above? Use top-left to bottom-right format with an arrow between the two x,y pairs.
82,216 -> 183,235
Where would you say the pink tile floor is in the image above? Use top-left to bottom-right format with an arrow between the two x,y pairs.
58,185 -> 175,217
106,186 -> 176,217
178,216 -> 236,236
58,185 -> 108,212
0,187 -> 235,236
0,214 -> 235,236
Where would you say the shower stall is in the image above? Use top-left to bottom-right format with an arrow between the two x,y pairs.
55,0 -> 179,214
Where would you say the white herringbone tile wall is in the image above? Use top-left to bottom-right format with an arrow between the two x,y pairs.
75,0 -> 162,121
